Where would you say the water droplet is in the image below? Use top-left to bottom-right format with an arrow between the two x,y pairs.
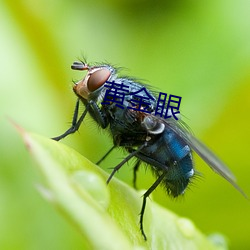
71,170 -> 110,209
177,217 -> 196,238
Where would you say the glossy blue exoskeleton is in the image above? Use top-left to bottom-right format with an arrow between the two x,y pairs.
52,60 -> 246,240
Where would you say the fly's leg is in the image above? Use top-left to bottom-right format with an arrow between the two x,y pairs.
52,98 -> 108,141
133,160 -> 141,189
107,143 -> 146,184
140,172 -> 167,240
89,100 -> 107,129
52,99 -> 88,141
96,145 -> 116,165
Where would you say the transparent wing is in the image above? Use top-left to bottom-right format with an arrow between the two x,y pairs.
160,117 -> 247,198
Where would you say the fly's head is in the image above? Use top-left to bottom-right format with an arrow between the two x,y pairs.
72,61 -> 115,100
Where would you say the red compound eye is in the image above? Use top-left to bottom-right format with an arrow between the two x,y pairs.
87,68 -> 111,92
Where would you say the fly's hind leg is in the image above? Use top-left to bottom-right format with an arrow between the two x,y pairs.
140,172 -> 166,240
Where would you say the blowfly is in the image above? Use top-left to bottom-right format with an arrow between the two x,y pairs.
52,60 -> 246,240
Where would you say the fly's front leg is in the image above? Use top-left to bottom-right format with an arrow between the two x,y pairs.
89,100 -> 108,129
52,99 -> 88,141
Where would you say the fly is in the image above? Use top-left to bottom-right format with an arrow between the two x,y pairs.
52,60 -> 247,240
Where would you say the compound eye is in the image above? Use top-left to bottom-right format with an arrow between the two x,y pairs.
87,68 -> 111,92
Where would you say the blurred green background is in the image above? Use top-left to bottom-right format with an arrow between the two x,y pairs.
1,0 -> 250,249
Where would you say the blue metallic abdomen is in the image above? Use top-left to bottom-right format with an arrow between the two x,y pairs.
136,127 -> 194,197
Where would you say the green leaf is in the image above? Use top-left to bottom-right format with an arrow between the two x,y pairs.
19,128 -> 227,250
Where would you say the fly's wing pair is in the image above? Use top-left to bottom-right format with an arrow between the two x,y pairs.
147,115 -> 247,198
